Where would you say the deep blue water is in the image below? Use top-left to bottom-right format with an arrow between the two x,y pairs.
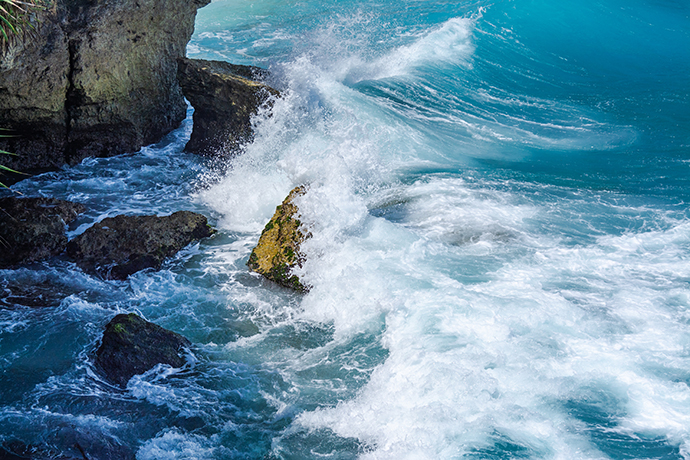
1,0 -> 689,458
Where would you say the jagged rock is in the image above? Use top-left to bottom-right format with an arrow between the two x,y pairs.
248,186 -> 309,292
0,0 -> 210,173
0,197 -> 85,267
95,313 -> 191,388
66,211 -> 215,279
177,57 -> 280,156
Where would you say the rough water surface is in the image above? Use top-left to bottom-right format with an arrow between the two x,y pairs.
1,0 -> 689,459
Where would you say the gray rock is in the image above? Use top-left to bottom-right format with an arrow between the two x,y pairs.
0,197 -> 85,267
177,57 -> 280,156
95,313 -> 191,388
0,0 -> 210,172
66,211 -> 215,279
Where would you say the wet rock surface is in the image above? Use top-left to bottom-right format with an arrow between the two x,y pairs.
0,197 -> 85,268
94,313 -> 191,388
248,186 -> 310,292
0,0 -> 210,172
177,57 -> 280,156
66,211 -> 215,280
0,439 -> 86,459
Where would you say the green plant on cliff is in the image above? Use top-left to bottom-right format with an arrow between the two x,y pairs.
0,0 -> 48,49
0,151 -> 21,188
0,130 -> 26,189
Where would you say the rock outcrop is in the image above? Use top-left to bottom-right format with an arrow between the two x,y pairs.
248,186 -> 309,292
177,57 -> 280,156
94,313 -> 191,388
66,211 -> 215,279
0,197 -> 85,267
0,0 -> 210,172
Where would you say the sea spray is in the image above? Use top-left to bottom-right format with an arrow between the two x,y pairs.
0,0 -> 688,458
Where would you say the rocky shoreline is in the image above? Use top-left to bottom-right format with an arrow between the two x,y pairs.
0,0 -> 304,394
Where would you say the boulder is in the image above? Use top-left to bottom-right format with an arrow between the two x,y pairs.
0,197 -> 85,267
0,0 -> 210,172
248,186 -> 309,292
66,211 -> 215,279
95,313 -> 191,387
177,57 -> 280,156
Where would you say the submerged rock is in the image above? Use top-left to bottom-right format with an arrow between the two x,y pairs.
0,197 -> 85,268
66,211 -> 215,280
248,186 -> 310,292
177,57 -> 280,156
0,439 -> 86,459
0,0 -> 210,172
95,313 -> 191,388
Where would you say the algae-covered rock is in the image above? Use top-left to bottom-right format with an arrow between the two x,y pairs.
248,186 -> 310,292
66,211 -> 215,280
94,313 -> 191,388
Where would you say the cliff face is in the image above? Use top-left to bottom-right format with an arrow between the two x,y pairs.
0,0 -> 209,171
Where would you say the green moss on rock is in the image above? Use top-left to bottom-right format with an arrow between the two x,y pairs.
248,186 -> 310,292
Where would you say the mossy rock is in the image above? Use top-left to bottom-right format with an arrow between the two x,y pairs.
248,186 -> 310,292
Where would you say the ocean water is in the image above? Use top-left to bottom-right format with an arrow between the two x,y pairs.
2,0 -> 690,458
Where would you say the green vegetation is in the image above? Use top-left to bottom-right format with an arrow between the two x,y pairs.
262,220 -> 274,233
0,129 -> 25,189
0,0 -> 49,50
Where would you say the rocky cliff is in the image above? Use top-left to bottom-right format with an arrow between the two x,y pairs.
177,57 -> 280,156
0,0 -> 209,172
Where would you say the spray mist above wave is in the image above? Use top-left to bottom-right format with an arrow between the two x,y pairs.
190,4 -> 690,458
335,15 -> 477,85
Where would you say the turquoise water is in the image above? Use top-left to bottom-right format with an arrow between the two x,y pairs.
1,0 -> 690,458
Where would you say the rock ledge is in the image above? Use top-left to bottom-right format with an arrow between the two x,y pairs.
67,211 -> 215,279
0,197 -> 85,267
177,57 -> 280,156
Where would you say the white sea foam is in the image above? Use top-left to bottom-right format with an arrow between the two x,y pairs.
294,186 -> 690,457
193,8 -> 690,458
137,430 -> 215,460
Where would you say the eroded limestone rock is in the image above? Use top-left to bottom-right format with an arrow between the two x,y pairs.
0,0 -> 210,173
248,186 -> 309,292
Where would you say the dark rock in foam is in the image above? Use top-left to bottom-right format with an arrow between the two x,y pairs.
95,313 -> 191,388
66,211 -> 215,279
0,197 -> 85,267
177,57 -> 280,156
